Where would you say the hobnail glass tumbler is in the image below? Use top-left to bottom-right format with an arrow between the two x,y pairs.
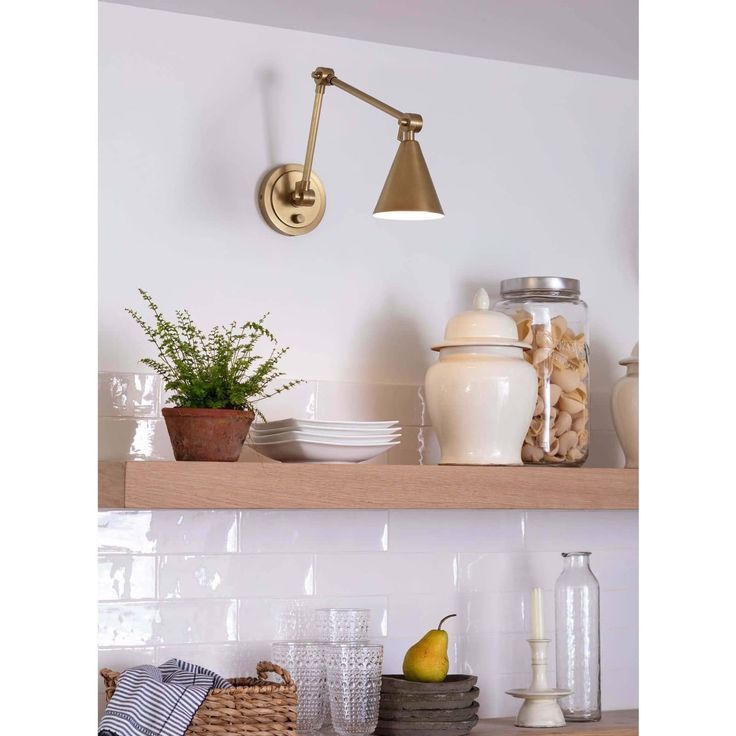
325,643 -> 383,736
316,608 -> 370,642
555,551 -> 601,721
271,641 -> 325,734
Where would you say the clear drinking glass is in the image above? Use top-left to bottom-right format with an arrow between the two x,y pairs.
316,608 -> 370,642
271,641 -> 326,734
325,643 -> 383,736
555,551 -> 601,721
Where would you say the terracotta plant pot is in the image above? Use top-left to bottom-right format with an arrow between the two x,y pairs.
162,407 -> 255,461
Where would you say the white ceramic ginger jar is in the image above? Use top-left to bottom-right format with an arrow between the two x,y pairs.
425,288 -> 537,465
611,342 -> 639,469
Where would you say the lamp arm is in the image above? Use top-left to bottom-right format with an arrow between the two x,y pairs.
292,66 -> 423,207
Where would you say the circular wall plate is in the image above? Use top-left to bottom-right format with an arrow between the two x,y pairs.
258,164 -> 326,236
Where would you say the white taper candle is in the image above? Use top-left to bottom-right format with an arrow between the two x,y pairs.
531,587 -> 544,639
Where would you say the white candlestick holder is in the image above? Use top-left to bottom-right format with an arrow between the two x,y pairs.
505,638 -> 571,728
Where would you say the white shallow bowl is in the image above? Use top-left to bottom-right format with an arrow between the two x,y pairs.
253,418 -> 399,432
251,425 -> 402,439
251,438 -> 399,463
250,429 -> 401,445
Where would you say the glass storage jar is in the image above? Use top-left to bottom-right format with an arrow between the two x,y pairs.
495,277 -> 589,466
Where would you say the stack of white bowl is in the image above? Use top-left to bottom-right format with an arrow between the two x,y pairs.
249,418 -> 401,463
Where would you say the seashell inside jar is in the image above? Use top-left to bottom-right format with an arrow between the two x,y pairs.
495,277 -> 590,466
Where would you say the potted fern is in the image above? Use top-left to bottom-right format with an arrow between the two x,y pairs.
126,289 -> 301,461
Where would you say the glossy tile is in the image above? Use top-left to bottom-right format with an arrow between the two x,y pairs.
316,381 -> 426,426
99,511 -> 156,554
386,426 -> 440,465
155,642 -> 270,678
387,593 -> 463,638
254,380 -> 318,422
524,510 -> 638,552
98,555 -> 156,600
98,600 -> 238,646
601,626 -> 638,672
459,632 -> 543,679
458,552 -> 535,593
601,588 -> 638,630
238,595 -> 388,640
99,372 -> 161,418
99,510 -> 238,554
158,554 -> 314,598
241,510 -> 388,553
388,510 -> 525,552
315,552 -> 457,597
601,667 -> 639,711
459,590 -> 527,634
98,417 -> 173,461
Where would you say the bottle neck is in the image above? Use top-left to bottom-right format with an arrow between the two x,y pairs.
563,552 -> 591,570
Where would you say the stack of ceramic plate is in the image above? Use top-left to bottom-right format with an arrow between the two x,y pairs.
249,418 -> 401,463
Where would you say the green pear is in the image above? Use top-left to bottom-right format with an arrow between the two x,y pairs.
402,614 -> 457,683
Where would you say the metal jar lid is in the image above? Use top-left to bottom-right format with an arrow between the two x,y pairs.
500,276 -> 581,296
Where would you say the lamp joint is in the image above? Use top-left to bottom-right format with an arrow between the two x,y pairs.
311,67 -> 335,86
398,113 -> 423,141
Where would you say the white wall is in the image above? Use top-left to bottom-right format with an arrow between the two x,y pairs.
99,2 -> 638,395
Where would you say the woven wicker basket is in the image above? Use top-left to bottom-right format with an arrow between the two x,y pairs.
100,660 -> 297,736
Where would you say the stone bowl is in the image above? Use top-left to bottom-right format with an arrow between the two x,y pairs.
381,675 -> 478,695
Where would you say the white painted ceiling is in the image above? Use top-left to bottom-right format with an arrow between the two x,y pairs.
103,0 -> 638,79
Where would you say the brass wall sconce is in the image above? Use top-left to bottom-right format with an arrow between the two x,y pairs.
258,66 -> 444,236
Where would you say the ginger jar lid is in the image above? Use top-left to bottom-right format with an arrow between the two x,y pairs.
619,341 -> 639,365
431,288 -> 531,352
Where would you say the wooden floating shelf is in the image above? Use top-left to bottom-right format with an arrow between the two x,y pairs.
99,461 -> 638,510
475,709 -> 637,735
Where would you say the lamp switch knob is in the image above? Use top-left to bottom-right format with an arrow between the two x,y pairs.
291,213 -> 306,224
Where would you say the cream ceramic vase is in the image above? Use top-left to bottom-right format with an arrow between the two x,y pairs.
611,342 -> 639,469
425,288 -> 537,465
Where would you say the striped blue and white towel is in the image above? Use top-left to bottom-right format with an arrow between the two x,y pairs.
99,658 -> 232,736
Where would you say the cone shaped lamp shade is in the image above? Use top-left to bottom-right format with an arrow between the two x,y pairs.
373,140 -> 444,220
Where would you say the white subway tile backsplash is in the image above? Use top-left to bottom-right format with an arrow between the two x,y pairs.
99,510 -> 238,554
601,627 -> 638,672
158,554 -> 314,598
96,503 -> 637,714
316,382 -> 426,426
254,381 -> 318,422
98,599 -> 238,646
460,591 -> 527,634
524,510 -> 638,552
241,510 -> 388,553
601,667 -> 639,711
458,552 -> 535,593
155,642 -> 268,678
316,552 -> 457,597
98,555 -> 156,601
99,373 -> 161,418
98,417 -> 174,461
389,510 -> 525,553
387,593 -> 463,638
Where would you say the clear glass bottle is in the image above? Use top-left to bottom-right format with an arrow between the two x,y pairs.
495,277 -> 589,466
554,551 -> 601,722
